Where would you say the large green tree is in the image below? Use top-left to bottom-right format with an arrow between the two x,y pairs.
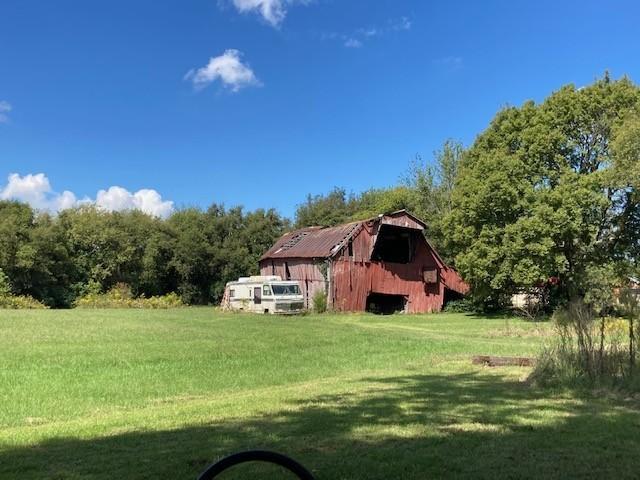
168,205 -> 288,304
0,202 -> 76,306
446,75 -> 640,307
350,186 -> 419,220
404,139 -> 464,262
294,187 -> 358,228
610,111 -> 640,274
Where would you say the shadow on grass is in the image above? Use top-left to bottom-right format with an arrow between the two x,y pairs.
2,372 -> 639,479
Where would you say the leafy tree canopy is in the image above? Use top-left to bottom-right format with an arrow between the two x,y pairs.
445,74 -> 640,308
0,202 -> 288,307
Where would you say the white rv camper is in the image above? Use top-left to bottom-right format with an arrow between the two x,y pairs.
222,276 -> 305,314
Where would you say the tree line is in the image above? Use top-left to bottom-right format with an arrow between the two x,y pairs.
0,203 -> 288,307
1,74 -> 639,309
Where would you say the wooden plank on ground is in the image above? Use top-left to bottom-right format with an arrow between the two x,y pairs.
472,355 -> 535,367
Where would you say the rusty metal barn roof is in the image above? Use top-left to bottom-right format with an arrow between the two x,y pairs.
260,221 -> 363,260
260,210 -> 427,261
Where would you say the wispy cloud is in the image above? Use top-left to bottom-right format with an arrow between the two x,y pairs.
0,101 -> 12,123
185,49 -> 261,92
324,16 -> 412,49
433,56 -> 464,71
344,38 -> 362,48
391,16 -> 412,31
228,0 -> 309,28
0,173 -> 174,218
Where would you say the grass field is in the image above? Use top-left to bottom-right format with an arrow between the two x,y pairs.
1,309 -> 639,479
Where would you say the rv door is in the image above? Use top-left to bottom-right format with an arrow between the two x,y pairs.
253,287 -> 262,304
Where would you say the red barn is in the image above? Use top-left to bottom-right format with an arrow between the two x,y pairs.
259,210 -> 468,313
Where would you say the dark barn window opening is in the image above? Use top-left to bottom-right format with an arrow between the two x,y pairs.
366,292 -> 407,315
370,226 -> 418,264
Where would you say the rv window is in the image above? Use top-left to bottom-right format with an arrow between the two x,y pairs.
272,284 -> 300,295
229,289 -> 235,298
263,285 -> 272,296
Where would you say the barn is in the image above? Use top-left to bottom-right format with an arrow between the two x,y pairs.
259,210 -> 468,313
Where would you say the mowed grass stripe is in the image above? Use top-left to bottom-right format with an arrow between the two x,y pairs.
1,309 -> 639,479
1,311 -> 528,429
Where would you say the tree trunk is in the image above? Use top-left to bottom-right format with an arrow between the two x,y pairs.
630,317 -> 635,375
599,316 -> 606,376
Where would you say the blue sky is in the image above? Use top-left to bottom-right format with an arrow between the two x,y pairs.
1,0 -> 639,218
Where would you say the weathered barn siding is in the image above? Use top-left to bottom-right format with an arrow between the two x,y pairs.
380,213 -> 425,230
349,221 -> 376,262
331,230 -> 444,313
441,266 -> 470,295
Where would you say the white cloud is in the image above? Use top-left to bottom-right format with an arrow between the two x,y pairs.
344,38 -> 362,48
392,17 -> 412,31
0,101 -> 11,123
324,17 -> 412,49
434,56 -> 463,71
55,190 -> 79,211
357,28 -> 378,38
230,0 -> 307,27
185,49 -> 261,92
0,173 -> 174,218
0,173 -> 53,209
96,186 -> 174,218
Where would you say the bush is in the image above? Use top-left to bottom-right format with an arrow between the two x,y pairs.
0,294 -> 48,309
312,289 -> 327,313
443,298 -> 475,313
0,269 -> 11,297
75,283 -> 184,309
0,268 -> 48,309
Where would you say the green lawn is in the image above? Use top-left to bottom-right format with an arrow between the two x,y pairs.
0,309 -> 638,479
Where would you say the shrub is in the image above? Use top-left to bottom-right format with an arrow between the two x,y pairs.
443,298 -> 475,313
140,292 -> 184,309
0,294 -> 48,309
0,269 -> 11,297
75,283 -> 184,309
0,268 -> 48,309
312,289 -> 327,313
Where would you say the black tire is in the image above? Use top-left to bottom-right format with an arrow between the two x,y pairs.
197,450 -> 315,480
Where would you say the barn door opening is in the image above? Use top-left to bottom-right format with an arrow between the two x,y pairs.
443,287 -> 463,308
366,293 -> 407,315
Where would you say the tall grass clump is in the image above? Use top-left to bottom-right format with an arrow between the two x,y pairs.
74,283 -> 184,309
312,289 -> 327,313
529,295 -> 640,391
